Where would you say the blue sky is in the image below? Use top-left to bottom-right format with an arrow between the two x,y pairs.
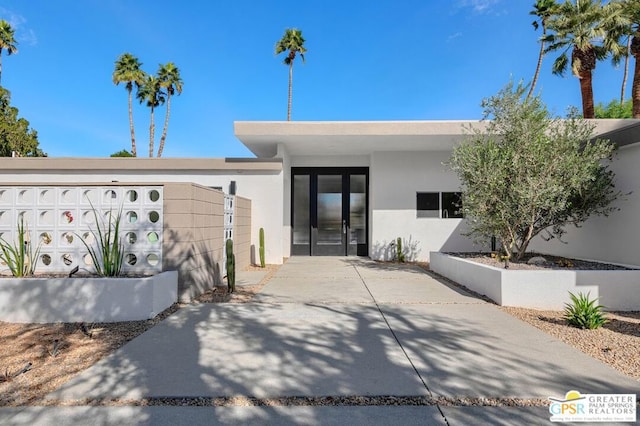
0,0 -> 626,158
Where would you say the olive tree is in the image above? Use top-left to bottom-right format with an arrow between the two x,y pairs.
449,82 -> 620,260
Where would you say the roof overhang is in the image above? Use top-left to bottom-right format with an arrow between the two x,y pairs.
0,157 -> 283,173
234,120 -> 640,158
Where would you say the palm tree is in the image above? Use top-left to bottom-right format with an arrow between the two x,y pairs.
528,0 -> 559,99
156,63 -> 183,158
136,75 -> 165,157
619,35 -> 631,105
546,0 -> 625,118
616,0 -> 640,117
0,20 -> 18,86
112,53 -> 146,156
275,28 -> 307,121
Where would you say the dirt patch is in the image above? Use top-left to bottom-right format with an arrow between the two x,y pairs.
0,264 -> 276,406
501,307 -> 640,380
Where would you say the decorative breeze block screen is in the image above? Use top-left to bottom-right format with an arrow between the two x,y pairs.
0,186 -> 163,275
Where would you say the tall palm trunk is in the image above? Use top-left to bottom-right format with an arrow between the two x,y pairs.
127,88 -> 137,156
149,106 -> 155,157
287,62 -> 293,121
631,34 -> 640,118
573,47 -> 596,119
527,27 -> 547,100
621,37 -> 632,105
157,94 -> 171,158
579,70 -> 595,118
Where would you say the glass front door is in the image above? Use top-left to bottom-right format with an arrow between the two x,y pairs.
291,168 -> 368,256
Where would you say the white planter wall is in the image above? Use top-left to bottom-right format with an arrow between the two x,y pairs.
0,271 -> 177,323
431,252 -> 640,311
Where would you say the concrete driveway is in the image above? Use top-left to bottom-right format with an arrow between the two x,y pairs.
2,257 -> 637,425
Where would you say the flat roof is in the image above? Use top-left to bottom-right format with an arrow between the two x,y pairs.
234,120 -> 640,158
0,157 -> 283,172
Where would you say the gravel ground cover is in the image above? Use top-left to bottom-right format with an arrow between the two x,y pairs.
0,259 -> 637,408
0,265 -> 278,407
451,252 -> 634,270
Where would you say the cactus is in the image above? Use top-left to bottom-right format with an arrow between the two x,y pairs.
396,237 -> 405,263
259,228 -> 265,268
225,239 -> 235,293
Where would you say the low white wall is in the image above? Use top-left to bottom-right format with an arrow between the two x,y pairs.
431,252 -> 640,311
0,271 -> 177,323
370,151 -> 481,261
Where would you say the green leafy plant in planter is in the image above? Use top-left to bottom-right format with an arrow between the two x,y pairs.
564,292 -> 608,330
0,217 -> 40,277
79,205 -> 124,277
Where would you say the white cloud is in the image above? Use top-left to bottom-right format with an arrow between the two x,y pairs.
448,32 -> 463,42
456,0 -> 502,14
0,8 -> 37,46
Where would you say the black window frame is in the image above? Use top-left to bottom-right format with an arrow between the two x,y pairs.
416,191 -> 463,219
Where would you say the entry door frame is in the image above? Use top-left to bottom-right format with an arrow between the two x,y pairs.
291,167 -> 369,256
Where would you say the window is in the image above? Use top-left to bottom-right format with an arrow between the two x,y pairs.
416,192 -> 462,219
441,192 -> 463,218
416,192 -> 439,218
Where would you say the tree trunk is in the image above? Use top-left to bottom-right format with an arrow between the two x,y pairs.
621,36 -> 631,105
149,106 -> 155,158
287,62 -> 293,121
572,47 -> 596,118
157,94 -> 171,158
128,88 -> 137,157
579,70 -> 595,119
631,34 -> 640,118
527,27 -> 546,100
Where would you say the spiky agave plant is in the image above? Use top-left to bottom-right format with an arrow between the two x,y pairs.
564,291 -> 608,329
0,217 -> 40,277
79,203 -> 124,277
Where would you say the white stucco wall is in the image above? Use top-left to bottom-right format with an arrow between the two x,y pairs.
370,151 -> 481,262
529,143 -> 640,267
0,170 -> 285,265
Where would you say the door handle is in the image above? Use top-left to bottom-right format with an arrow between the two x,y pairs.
342,220 -> 347,234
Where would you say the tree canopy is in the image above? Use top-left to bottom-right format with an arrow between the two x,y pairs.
449,82 -> 620,260
595,98 -> 632,118
0,19 -> 18,86
0,87 -> 45,157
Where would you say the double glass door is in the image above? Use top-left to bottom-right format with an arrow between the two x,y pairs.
292,168 -> 368,256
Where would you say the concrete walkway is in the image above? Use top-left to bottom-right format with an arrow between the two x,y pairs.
2,257 -> 637,425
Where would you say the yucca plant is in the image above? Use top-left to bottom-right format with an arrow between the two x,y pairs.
0,217 -> 40,277
564,292 -> 608,330
79,204 -> 124,277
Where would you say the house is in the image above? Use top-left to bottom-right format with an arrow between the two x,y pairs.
0,119 -> 638,298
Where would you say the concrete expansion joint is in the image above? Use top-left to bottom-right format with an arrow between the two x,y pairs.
351,265 -> 451,426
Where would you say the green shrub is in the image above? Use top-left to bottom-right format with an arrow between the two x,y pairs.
564,292 -> 608,329
79,204 -> 124,277
0,217 -> 40,277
